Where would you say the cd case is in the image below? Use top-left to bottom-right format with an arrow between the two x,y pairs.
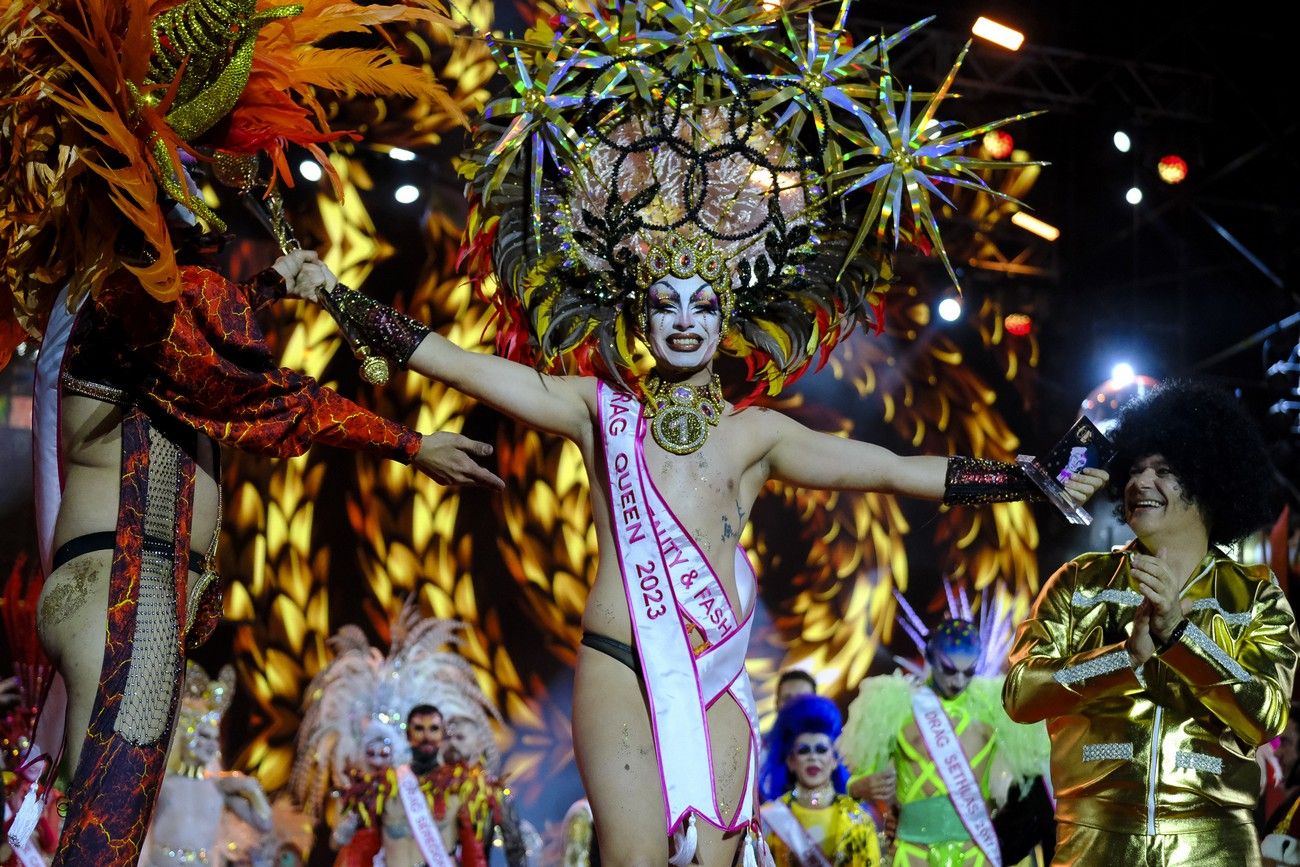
1017,416 -> 1117,525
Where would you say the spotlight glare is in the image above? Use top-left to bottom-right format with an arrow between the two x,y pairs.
1010,211 -> 1060,242
388,147 -> 416,162
1113,131 -> 1131,153
1004,312 -> 1033,336
937,298 -> 962,322
1125,186 -> 1143,205
1157,154 -> 1188,184
394,184 -> 420,204
1111,362 -> 1136,386
982,130 -> 1014,159
971,17 -> 1024,50
298,160 -> 323,182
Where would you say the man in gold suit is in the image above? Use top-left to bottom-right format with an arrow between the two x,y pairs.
1004,380 -> 1299,866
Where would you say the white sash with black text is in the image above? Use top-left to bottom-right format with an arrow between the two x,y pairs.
911,687 -> 1001,867
395,765 -> 456,867
598,383 -> 758,835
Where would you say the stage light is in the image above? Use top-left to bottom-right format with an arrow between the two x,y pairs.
1125,187 -> 1143,205
1081,373 -> 1159,432
971,17 -> 1024,50
388,147 -> 417,162
394,184 -> 420,204
1113,131 -> 1131,153
1010,211 -> 1060,241
1111,362 -> 1135,386
937,297 -> 962,322
1004,313 -> 1033,336
982,130 -> 1014,159
1157,154 -> 1188,184
298,160 -> 322,182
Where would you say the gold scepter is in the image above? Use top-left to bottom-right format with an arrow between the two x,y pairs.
212,153 -> 392,386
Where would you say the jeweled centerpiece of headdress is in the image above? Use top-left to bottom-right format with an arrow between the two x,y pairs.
462,0 -> 1042,396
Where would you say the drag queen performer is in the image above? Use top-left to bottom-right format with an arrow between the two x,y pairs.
293,609 -> 510,867
142,664 -> 272,867
841,595 -> 1050,867
0,2 -> 499,864
301,0 -> 1107,863
304,1 -> 1106,862
759,695 -> 881,866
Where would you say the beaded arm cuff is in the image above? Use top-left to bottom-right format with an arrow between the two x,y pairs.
323,288 -> 431,367
942,456 -> 1045,506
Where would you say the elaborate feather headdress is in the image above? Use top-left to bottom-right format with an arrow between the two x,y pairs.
0,0 -> 462,370
290,612 -> 501,818
891,578 -> 1017,678
461,0 -> 1041,397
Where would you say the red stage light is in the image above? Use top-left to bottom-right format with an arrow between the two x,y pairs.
1004,313 -> 1033,336
983,130 -> 1014,159
1157,154 -> 1188,184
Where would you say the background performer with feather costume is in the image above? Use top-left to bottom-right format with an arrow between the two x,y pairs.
840,593 -> 1051,867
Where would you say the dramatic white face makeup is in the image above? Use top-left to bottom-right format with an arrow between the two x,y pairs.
787,732 -> 836,790
364,735 -> 395,771
1124,454 -> 1206,540
185,720 -> 220,765
646,275 -> 722,375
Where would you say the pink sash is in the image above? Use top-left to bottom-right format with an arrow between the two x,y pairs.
598,383 -> 758,835
911,687 -> 1001,867
395,765 -> 455,867
759,800 -> 832,867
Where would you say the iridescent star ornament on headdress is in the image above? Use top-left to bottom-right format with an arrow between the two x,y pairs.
462,0 -> 1041,402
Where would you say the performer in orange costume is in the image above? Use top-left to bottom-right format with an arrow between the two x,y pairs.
0,2 -> 498,864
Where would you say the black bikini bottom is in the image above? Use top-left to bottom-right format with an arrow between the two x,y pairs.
52,531 -> 205,575
581,630 -> 641,676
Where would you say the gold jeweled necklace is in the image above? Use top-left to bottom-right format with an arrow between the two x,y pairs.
793,783 -> 835,808
642,374 -> 724,455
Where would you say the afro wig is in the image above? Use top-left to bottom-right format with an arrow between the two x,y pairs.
759,694 -> 850,803
1106,379 -> 1277,544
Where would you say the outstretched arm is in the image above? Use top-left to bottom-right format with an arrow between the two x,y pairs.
406,332 -> 593,442
761,410 -> 1107,503
305,278 -> 594,443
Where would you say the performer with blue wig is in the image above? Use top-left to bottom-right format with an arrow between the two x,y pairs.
760,695 -> 881,866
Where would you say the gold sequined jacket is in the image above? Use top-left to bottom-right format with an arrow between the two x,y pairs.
1003,542 -> 1298,835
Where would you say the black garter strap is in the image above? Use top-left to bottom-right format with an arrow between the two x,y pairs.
581,631 -> 641,676
53,531 -> 205,575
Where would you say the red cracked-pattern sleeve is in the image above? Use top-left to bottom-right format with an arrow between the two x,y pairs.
97,264 -> 420,462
